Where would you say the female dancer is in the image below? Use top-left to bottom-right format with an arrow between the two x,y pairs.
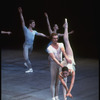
60,18 -> 76,100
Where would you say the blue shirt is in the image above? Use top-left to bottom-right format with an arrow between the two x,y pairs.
23,26 -> 38,45
46,41 -> 52,52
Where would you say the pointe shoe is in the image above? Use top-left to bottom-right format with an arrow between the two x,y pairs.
63,18 -> 68,28
65,18 -> 67,23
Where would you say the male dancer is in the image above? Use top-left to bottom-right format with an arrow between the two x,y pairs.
18,7 -> 48,73
47,33 -> 72,100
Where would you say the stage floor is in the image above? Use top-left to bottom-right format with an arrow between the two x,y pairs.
1,50 -> 99,100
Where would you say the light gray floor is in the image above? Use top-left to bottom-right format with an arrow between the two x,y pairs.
1,50 -> 99,100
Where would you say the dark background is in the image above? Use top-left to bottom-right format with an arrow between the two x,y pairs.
1,0 -> 98,58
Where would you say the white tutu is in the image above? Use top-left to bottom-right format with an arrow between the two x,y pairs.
61,57 -> 76,72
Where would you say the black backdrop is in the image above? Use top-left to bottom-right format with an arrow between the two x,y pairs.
1,0 -> 98,58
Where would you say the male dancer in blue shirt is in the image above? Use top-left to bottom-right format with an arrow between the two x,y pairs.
18,7 -> 48,73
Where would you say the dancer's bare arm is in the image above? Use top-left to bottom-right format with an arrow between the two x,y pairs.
36,32 -> 49,38
18,7 -> 25,27
58,33 -> 64,37
44,12 -> 52,35
59,75 -> 73,98
69,30 -> 74,34
67,71 -> 75,94
59,75 -> 68,91
1,31 -> 11,35
66,72 -> 75,98
49,53 -> 63,68
58,30 -> 74,37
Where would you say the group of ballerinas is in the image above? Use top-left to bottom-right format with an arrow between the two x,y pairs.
2,7 -> 76,100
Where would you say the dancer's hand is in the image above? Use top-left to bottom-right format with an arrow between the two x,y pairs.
46,36 -> 50,39
66,92 -> 73,98
69,30 -> 74,35
7,31 -> 12,35
18,7 -> 22,13
60,64 -> 64,68
44,12 -> 48,18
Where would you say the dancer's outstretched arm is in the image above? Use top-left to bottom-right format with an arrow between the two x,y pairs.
66,71 -> 75,98
44,12 -> 52,35
59,75 -> 73,98
58,33 -> 64,37
59,75 -> 68,91
18,7 -> 25,27
58,30 -> 74,37
69,30 -> 74,34
1,31 -> 11,35
36,32 -> 49,38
